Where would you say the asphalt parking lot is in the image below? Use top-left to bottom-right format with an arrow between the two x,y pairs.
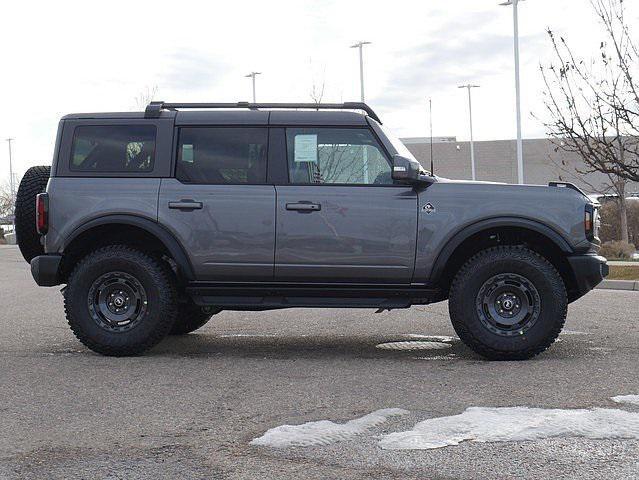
1,244 -> 639,480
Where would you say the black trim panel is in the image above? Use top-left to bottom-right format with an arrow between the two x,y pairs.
430,217 -> 575,282
30,254 -> 62,286
64,214 -> 195,280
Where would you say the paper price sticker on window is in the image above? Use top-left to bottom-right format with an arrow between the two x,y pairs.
294,134 -> 318,163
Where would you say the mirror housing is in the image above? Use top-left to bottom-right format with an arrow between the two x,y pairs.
391,155 -> 432,185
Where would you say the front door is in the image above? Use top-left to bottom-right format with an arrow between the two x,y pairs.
275,127 -> 418,283
159,126 -> 275,281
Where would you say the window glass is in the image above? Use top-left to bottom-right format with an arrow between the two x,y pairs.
71,125 -> 156,172
286,128 -> 392,185
177,128 -> 268,184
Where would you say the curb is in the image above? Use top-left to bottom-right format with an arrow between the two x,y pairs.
597,279 -> 639,291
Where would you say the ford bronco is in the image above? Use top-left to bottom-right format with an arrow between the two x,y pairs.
14,101 -> 608,359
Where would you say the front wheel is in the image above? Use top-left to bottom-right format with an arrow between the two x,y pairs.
449,246 -> 567,360
65,245 -> 178,356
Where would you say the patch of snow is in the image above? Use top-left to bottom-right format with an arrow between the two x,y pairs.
376,341 -> 451,351
250,408 -> 409,448
218,334 -> 277,338
405,334 -> 458,342
414,354 -> 457,361
379,406 -> 639,450
611,395 -> 639,406
560,330 -> 590,335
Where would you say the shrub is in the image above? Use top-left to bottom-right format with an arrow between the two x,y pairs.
598,200 -> 639,245
600,240 -> 637,260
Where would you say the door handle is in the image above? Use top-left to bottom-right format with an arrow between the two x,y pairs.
168,200 -> 203,210
286,202 -> 321,212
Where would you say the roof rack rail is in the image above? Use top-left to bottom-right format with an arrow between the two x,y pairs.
144,101 -> 382,123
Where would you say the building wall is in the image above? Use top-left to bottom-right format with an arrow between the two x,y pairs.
402,138 -> 639,194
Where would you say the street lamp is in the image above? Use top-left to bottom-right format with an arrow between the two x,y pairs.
500,0 -> 525,184
350,41 -> 371,102
244,72 -> 261,103
458,84 -> 480,181
6,138 -> 15,200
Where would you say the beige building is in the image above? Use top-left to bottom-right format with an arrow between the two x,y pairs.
402,137 -> 639,195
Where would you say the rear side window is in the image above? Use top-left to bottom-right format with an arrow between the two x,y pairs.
176,127 -> 268,184
70,125 -> 156,172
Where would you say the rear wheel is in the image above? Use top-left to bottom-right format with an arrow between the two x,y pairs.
65,245 -> 177,356
449,246 -> 567,360
14,165 -> 51,262
170,302 -> 221,335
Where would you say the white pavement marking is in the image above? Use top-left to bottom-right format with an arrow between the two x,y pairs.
376,341 -> 451,351
250,408 -> 409,448
611,395 -> 639,406
378,406 -> 639,450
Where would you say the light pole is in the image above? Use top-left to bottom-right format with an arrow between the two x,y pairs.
500,0 -> 525,184
6,138 -> 15,200
350,41 -> 371,102
244,72 -> 261,103
458,84 -> 480,181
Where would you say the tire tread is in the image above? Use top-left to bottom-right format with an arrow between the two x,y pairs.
64,245 -> 177,356
449,245 -> 567,360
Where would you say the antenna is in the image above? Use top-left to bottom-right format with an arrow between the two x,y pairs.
429,98 -> 434,175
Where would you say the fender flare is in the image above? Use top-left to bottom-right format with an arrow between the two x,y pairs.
430,217 -> 574,283
64,214 -> 195,280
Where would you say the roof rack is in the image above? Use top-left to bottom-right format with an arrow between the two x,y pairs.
144,101 -> 382,123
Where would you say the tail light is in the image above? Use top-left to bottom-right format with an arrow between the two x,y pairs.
36,193 -> 49,235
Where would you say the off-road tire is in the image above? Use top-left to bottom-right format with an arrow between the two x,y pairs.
65,245 -> 178,356
14,165 -> 51,263
170,302 -> 221,335
449,246 -> 567,360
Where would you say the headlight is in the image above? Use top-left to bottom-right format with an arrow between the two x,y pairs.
585,204 -> 599,241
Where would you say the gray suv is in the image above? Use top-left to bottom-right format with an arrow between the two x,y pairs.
15,101 -> 608,359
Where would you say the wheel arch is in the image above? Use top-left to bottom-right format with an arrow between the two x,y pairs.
60,215 -> 195,283
431,217 -> 580,302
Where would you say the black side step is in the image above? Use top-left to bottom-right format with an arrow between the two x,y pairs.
185,281 -> 443,310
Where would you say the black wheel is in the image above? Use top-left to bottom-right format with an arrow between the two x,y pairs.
14,165 -> 51,263
170,302 -> 221,335
449,246 -> 567,360
65,245 -> 177,356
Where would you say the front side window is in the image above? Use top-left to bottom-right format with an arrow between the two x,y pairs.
71,125 -> 156,172
286,128 -> 392,185
176,127 -> 268,184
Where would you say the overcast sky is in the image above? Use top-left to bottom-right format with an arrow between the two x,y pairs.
1,0 -> 637,180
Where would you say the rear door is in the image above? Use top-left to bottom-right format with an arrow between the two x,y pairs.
274,127 -> 418,283
158,124 -> 275,281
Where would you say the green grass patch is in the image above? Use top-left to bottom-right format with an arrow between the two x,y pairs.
608,265 -> 639,280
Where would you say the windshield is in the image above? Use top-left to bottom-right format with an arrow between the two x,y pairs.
378,123 -> 430,174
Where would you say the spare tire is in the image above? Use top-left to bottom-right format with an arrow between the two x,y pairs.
15,165 -> 51,263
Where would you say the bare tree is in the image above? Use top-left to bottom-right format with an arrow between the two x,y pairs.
539,0 -> 639,242
0,181 -> 14,220
308,58 -> 326,107
134,86 -> 159,111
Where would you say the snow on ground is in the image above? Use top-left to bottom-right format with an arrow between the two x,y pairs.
250,408 -> 409,448
560,330 -> 590,335
611,395 -> 639,406
404,335 -> 458,342
375,341 -> 451,351
379,406 -> 639,450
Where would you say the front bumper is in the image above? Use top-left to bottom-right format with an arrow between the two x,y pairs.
567,254 -> 608,301
30,254 -> 62,287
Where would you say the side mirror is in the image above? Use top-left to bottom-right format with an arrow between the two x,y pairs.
391,155 -> 432,185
